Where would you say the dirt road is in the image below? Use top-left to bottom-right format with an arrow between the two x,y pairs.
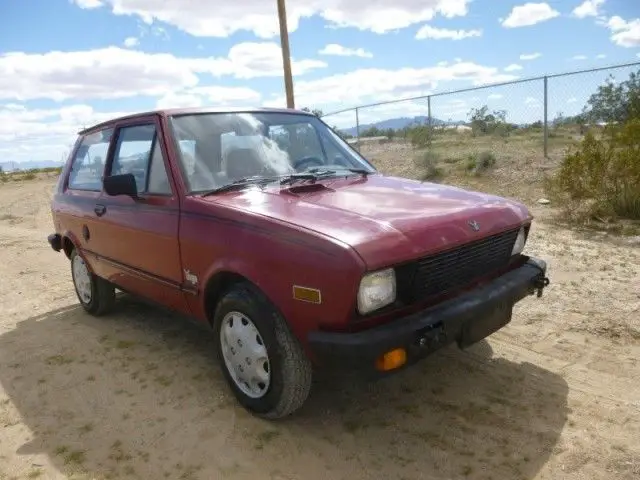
1,176 -> 638,480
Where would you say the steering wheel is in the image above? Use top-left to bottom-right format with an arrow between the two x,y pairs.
293,155 -> 324,171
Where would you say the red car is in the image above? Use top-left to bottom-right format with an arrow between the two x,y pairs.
48,107 -> 549,419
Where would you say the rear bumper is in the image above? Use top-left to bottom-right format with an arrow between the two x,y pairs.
47,233 -> 62,252
307,256 -> 549,373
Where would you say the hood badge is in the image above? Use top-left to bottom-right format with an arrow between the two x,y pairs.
468,220 -> 480,232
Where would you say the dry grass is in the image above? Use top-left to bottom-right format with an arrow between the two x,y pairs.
360,126 -> 579,205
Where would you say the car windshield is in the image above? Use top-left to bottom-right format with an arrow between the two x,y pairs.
168,111 -> 376,193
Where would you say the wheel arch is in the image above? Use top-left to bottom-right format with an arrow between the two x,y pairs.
62,236 -> 75,258
203,270 -> 254,326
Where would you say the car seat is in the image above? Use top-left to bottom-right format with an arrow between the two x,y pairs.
225,148 -> 266,181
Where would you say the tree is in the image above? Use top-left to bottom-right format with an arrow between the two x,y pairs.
467,105 -> 510,136
583,69 -> 640,124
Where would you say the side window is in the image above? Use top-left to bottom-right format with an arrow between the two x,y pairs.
68,128 -> 113,191
110,124 -> 171,195
148,140 -> 172,195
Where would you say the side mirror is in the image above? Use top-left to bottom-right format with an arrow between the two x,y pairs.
104,173 -> 138,198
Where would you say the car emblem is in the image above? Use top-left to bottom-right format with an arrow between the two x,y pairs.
468,220 -> 480,231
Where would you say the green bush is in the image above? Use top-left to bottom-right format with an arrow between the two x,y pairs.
465,151 -> 496,175
548,119 -> 640,220
415,151 -> 444,182
408,125 -> 434,149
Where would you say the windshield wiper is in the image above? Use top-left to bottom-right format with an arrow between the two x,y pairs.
346,168 -> 372,175
279,168 -> 373,186
279,170 -> 336,185
200,176 -> 276,196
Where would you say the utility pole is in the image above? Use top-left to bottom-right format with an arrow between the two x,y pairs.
277,0 -> 295,109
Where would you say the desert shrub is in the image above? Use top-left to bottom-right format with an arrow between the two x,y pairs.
465,151 -> 496,175
408,125 -> 434,149
415,151 -> 444,181
467,105 -> 513,137
547,119 -> 640,220
22,172 -> 37,180
384,128 -> 395,141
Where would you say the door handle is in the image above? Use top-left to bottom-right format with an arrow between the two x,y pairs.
94,204 -> 106,217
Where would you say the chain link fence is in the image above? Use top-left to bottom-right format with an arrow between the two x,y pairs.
320,61 -> 640,163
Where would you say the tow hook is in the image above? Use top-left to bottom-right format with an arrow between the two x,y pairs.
533,276 -> 550,297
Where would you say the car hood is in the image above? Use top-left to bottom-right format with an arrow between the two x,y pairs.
207,174 -> 532,270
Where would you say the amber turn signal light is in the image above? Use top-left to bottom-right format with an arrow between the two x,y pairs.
375,348 -> 407,371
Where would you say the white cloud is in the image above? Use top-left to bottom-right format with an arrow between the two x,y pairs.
525,97 -> 538,105
318,44 -> 373,58
571,54 -> 588,60
596,53 -> 606,59
266,61 -> 519,109
572,0 -> 606,19
0,43 -> 326,102
0,104 -> 133,163
123,36 -> 139,47
155,93 -> 203,109
226,42 -> 327,78
415,25 -> 482,40
567,97 -> 578,103
504,63 -> 523,72
155,86 -> 261,109
74,0 -> 102,8
502,3 -> 560,28
605,16 -> 640,47
71,0 -> 471,37
488,93 -> 503,99
519,52 -> 542,60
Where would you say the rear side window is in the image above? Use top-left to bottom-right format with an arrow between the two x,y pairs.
67,128 -> 113,191
110,124 -> 171,195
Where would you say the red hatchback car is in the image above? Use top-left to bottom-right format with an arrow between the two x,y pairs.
48,107 -> 549,419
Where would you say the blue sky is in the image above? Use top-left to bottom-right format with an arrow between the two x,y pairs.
0,0 -> 639,164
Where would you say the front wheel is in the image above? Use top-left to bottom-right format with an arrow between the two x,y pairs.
70,248 -> 115,316
213,282 -> 312,419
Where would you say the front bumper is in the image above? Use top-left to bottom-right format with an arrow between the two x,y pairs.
308,256 -> 549,373
47,233 -> 62,252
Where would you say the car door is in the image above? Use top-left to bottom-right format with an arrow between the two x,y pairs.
93,116 -> 190,316
57,126 -> 114,278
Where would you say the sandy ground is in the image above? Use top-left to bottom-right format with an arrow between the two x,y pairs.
0,174 -> 638,480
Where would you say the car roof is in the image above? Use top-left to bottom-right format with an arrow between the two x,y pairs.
78,106 -> 314,135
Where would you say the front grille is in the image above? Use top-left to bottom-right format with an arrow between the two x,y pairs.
402,227 -> 521,302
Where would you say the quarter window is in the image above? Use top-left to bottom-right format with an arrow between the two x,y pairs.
67,128 -> 113,191
110,124 -> 171,195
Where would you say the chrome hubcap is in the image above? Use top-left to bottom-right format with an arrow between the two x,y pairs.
72,255 -> 92,304
219,311 -> 271,399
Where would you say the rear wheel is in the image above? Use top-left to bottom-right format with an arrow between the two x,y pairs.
213,282 -> 312,419
70,248 -> 115,316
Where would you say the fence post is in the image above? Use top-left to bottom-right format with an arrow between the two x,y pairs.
427,96 -> 432,147
355,107 -> 361,151
543,76 -> 548,159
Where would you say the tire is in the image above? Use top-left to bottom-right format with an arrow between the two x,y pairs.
70,248 -> 115,316
213,282 -> 312,419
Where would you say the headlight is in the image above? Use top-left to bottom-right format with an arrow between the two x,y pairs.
357,268 -> 396,314
511,226 -> 527,255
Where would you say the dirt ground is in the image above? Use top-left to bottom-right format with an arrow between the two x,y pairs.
0,169 -> 638,480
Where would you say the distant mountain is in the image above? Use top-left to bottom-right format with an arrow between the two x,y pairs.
0,160 -> 64,172
339,115 -> 464,136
